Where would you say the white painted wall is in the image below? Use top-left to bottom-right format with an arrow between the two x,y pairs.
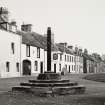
0,30 -> 21,77
51,51 -> 62,73
21,44 -> 45,76
45,51 -> 76,74
44,51 -> 63,73
61,52 -> 75,73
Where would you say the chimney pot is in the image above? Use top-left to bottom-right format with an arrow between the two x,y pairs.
21,24 -> 32,32
68,45 -> 73,49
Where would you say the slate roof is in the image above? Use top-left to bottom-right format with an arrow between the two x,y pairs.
82,53 -> 97,62
17,31 -> 58,51
55,43 -> 74,55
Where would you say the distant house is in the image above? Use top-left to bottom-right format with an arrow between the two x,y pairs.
83,53 -> 97,73
56,43 -> 75,73
74,47 -> 83,73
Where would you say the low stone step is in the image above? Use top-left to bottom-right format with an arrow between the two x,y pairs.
31,87 -> 52,95
29,79 -> 70,83
12,85 -> 85,96
20,82 -> 78,87
20,83 -> 51,87
12,86 -> 31,92
52,85 -> 86,95
12,86 -> 52,96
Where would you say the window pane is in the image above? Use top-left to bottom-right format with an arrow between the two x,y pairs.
6,62 -> 10,72
26,45 -> 30,57
11,43 -> 15,54
16,63 -> 19,72
53,53 -> 58,60
65,55 -> 66,61
59,64 -> 61,71
37,48 -> 40,58
60,54 -> 62,61
34,61 -> 38,71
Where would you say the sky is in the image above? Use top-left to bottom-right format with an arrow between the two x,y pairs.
1,0 -> 105,55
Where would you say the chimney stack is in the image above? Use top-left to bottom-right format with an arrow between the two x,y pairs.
68,45 -> 73,49
9,21 -> 17,32
21,24 -> 32,32
0,7 -> 9,22
10,21 -> 16,26
59,42 -> 67,48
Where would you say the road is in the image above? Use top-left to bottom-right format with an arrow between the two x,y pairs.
0,74 -> 105,104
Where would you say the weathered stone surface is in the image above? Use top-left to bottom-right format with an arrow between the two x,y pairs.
29,79 -> 70,83
37,72 -> 61,80
12,86 -> 31,92
20,82 -> 78,87
12,72 -> 86,96
52,85 -> 86,95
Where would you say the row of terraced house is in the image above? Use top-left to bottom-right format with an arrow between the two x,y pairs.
0,7 -> 104,78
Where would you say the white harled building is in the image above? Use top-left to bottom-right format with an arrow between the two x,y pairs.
0,30 -> 21,77
55,43 -> 76,74
0,7 -> 21,77
20,24 -> 59,76
20,24 -> 45,76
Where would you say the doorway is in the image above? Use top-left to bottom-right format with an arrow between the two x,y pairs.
54,64 -> 56,73
23,60 -> 31,75
40,62 -> 43,73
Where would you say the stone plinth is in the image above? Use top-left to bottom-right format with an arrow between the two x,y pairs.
12,72 -> 86,96
37,72 -> 61,80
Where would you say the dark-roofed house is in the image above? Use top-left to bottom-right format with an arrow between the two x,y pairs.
19,24 -> 47,76
74,47 -> 83,74
83,53 -> 97,73
19,24 -> 61,75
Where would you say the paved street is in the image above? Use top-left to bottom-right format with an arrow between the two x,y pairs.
0,74 -> 105,96
0,74 -> 105,104
0,76 -> 37,92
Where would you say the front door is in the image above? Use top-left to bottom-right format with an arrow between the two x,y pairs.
40,62 -> 43,73
69,65 -> 70,73
54,64 -> 56,73
23,60 -> 31,75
